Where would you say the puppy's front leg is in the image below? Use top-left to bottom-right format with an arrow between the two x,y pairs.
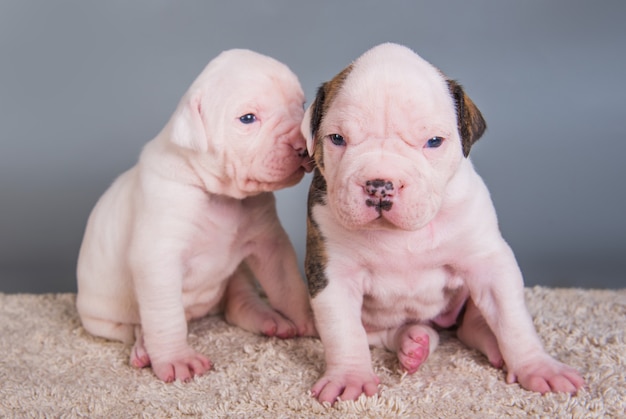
130,225 -> 211,382
310,279 -> 380,404
462,242 -> 585,394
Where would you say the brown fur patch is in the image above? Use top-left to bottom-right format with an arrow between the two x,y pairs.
303,64 -> 354,298
305,169 -> 329,298
309,64 -> 354,171
447,80 -> 487,157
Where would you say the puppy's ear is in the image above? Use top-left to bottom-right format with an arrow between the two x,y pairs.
447,80 -> 487,157
301,83 -> 328,157
304,65 -> 352,158
301,102 -> 315,157
170,92 -> 209,152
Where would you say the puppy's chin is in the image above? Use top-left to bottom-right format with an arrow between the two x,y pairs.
238,166 -> 306,195
331,204 -> 435,232
265,167 -> 307,190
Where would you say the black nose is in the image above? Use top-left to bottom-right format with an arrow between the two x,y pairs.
365,179 -> 394,199
365,179 -> 394,212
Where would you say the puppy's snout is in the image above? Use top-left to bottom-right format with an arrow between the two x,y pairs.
295,146 -> 314,173
283,125 -> 314,173
295,146 -> 308,158
364,179 -> 395,212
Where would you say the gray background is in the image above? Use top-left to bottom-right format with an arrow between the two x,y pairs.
1,1 -> 625,293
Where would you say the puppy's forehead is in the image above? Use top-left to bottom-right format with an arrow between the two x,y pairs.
195,49 -> 303,98
326,44 -> 455,127
181,50 -> 304,122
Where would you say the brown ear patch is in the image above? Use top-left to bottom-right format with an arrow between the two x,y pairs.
309,64 -> 355,169
447,80 -> 487,157
305,169 -> 329,298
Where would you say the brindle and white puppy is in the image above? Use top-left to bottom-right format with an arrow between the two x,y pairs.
302,43 -> 584,404
77,49 -> 316,383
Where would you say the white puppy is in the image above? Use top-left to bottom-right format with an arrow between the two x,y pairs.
77,49 -> 316,382
301,43 -> 584,404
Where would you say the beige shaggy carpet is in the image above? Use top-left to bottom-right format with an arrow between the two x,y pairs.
1,286 -> 625,418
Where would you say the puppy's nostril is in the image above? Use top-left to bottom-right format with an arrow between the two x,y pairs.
366,179 -> 392,188
365,179 -> 394,197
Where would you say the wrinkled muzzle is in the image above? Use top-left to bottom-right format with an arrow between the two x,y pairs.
328,155 -> 443,231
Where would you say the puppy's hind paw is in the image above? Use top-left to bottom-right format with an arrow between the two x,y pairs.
260,314 -> 297,339
130,339 -> 151,369
225,292 -> 298,339
395,324 -> 439,374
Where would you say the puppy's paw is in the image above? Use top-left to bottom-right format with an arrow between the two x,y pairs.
260,311 -> 298,339
151,348 -> 213,383
397,327 -> 431,374
311,369 -> 380,405
225,296 -> 298,338
283,307 -> 317,337
294,315 -> 318,338
129,335 -> 151,369
507,355 -> 585,394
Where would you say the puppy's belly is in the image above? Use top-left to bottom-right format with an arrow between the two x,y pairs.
360,268 -> 468,332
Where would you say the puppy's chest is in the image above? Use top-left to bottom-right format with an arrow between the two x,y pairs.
186,197 -> 272,270
197,201 -> 258,241
361,251 -> 464,327
332,228 -> 466,328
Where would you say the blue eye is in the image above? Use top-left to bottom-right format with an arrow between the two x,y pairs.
329,134 -> 346,146
425,137 -> 443,148
239,113 -> 257,124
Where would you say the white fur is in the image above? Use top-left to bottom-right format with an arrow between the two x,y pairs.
304,43 -> 584,403
77,49 -> 315,382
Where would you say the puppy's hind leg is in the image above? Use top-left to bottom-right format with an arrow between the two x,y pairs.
81,315 -> 152,369
457,298 -> 504,368
223,264 -> 298,339
369,323 -> 439,374
79,314 -> 135,344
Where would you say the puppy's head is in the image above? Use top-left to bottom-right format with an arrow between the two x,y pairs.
302,43 -> 486,231
170,49 -> 312,197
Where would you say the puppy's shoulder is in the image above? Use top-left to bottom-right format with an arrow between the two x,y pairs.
444,159 -> 503,245
305,169 -> 331,297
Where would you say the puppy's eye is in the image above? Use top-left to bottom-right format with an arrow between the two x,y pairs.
425,137 -> 444,148
329,134 -> 346,146
239,113 -> 257,124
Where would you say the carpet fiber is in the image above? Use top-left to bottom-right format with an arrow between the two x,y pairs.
1,286 -> 625,418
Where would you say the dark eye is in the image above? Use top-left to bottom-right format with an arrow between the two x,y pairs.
425,137 -> 444,148
329,133 -> 346,146
239,113 -> 257,124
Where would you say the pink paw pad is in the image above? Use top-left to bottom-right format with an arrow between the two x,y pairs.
398,332 -> 430,374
